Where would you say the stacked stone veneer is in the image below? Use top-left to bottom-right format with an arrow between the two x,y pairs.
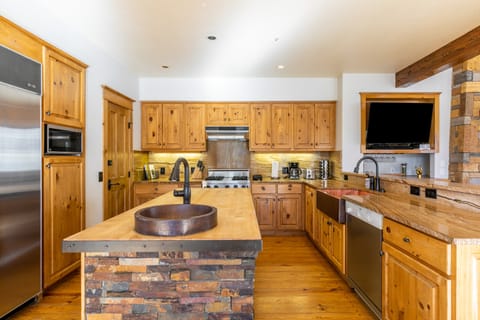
84,250 -> 258,320
450,55 -> 480,184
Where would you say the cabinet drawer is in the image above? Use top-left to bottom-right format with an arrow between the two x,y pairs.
251,183 -> 276,194
134,183 -> 178,194
383,218 -> 452,275
277,183 -> 302,194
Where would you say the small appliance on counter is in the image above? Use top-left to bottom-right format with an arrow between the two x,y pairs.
271,160 -> 279,179
288,162 -> 302,180
318,160 -> 330,180
144,164 -> 159,180
304,168 -> 315,180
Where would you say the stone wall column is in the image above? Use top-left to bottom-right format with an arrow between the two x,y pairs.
450,55 -> 480,184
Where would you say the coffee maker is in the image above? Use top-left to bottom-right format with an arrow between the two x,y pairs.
288,162 -> 302,179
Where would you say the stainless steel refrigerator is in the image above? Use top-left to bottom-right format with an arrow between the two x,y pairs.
0,45 -> 42,317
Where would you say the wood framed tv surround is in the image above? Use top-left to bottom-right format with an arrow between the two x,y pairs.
360,92 -> 440,154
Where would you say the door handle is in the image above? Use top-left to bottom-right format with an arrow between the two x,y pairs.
108,179 -> 120,190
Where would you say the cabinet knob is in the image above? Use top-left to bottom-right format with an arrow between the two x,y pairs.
403,236 -> 411,243
327,221 -> 332,225
261,186 -> 265,191
46,163 -> 51,168
45,111 -> 51,116
386,226 -> 391,233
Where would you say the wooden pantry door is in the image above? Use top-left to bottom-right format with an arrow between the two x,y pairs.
103,86 -> 134,220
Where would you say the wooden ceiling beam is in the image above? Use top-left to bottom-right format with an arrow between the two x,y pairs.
395,25 -> 480,87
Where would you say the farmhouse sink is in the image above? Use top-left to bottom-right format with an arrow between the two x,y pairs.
134,204 -> 217,236
316,189 -> 369,223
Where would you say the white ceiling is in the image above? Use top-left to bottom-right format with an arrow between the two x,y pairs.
19,0 -> 480,78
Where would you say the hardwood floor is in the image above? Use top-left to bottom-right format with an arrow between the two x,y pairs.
7,236 -> 374,319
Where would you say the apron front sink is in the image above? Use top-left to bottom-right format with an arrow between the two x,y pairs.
134,204 -> 218,236
316,189 -> 369,223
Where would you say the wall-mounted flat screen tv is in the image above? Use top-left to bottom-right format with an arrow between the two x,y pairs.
366,102 -> 433,149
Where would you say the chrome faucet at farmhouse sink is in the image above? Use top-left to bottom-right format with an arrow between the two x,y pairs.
170,157 -> 191,204
353,156 -> 381,191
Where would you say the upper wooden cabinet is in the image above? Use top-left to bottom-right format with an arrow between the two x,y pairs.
43,47 -> 86,128
206,103 -> 249,126
185,104 -> 206,151
141,102 -> 206,152
141,102 -> 184,151
250,102 -> 336,151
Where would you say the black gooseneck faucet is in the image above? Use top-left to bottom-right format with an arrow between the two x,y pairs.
353,156 -> 382,192
171,157 -> 191,204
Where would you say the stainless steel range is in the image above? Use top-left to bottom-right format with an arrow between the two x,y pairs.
202,169 -> 250,189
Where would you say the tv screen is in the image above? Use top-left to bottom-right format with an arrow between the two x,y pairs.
366,102 -> 433,149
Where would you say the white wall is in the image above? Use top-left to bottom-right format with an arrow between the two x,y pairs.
1,5 -> 140,226
340,71 -> 452,178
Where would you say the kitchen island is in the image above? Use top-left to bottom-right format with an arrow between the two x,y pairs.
64,188 -> 262,320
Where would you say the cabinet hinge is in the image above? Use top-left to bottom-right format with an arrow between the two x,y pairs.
128,171 -> 131,178
128,122 -> 132,129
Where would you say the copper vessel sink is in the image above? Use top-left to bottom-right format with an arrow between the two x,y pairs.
134,204 -> 217,236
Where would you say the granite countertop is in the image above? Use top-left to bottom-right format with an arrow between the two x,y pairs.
343,192 -> 480,245
63,188 -> 262,252
134,177 -> 204,184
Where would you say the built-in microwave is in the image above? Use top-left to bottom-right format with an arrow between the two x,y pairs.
44,124 -> 82,155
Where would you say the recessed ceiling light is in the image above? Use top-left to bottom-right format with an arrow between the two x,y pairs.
274,37 -> 280,42
277,65 -> 285,70
207,35 -> 217,40
162,65 -> 169,69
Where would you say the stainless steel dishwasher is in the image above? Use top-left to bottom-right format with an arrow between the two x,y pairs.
345,201 -> 383,319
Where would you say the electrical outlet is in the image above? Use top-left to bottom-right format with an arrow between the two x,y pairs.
410,186 -> 420,196
425,188 -> 437,199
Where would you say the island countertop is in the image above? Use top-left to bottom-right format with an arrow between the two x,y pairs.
63,188 -> 262,253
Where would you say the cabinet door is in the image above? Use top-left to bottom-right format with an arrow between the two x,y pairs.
315,103 -> 336,150
383,242 -> 450,320
228,103 -> 249,125
206,104 -> 228,125
331,220 -> 345,273
162,103 -> 183,150
277,194 -> 302,230
249,104 -> 271,151
294,104 -> 315,150
304,186 -> 315,238
271,104 -> 293,150
319,213 -> 331,254
43,157 -> 84,288
141,103 -> 162,150
185,104 -> 206,151
252,194 -> 276,231
43,48 -> 85,128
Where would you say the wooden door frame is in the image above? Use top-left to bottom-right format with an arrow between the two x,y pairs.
102,85 -> 135,220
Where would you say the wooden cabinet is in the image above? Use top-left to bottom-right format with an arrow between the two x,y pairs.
141,103 -> 184,151
249,104 -> 271,150
185,103 -> 206,151
43,47 -> 86,128
249,103 -> 292,151
304,185 -> 315,238
314,102 -> 336,150
133,182 -> 179,206
251,183 -> 303,234
42,157 -> 85,288
271,104 -> 293,150
206,103 -> 249,126
318,211 -> 345,274
250,102 -> 336,151
382,218 -> 451,320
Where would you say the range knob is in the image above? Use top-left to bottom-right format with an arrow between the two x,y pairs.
225,185 -> 230,188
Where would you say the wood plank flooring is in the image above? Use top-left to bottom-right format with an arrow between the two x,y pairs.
7,235 -> 375,319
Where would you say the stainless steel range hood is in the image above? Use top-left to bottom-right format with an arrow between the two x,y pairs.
205,126 -> 249,141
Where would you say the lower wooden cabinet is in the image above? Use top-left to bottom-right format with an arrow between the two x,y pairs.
42,156 -> 84,288
251,183 -> 303,234
382,218 -> 451,320
318,211 -> 345,274
133,181 -> 202,206
134,182 -> 179,206
304,185 -> 315,238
